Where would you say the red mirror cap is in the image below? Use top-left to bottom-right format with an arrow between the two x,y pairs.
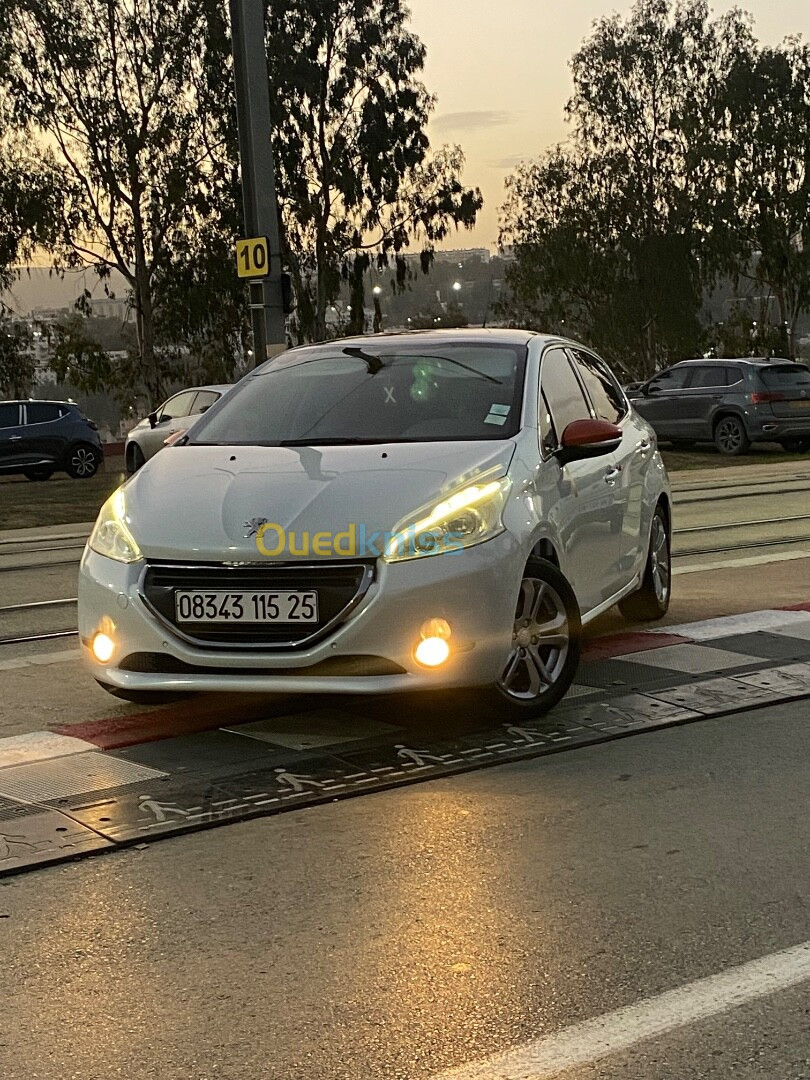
561,419 -> 623,448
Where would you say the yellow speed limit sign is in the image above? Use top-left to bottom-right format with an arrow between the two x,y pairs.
235,235 -> 270,278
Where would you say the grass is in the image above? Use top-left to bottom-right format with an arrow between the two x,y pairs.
0,445 -> 808,532
659,444 -> 809,472
0,456 -> 126,530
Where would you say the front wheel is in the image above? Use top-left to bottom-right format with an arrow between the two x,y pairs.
780,438 -> 810,454
714,415 -> 750,456
66,443 -> 101,478
23,465 -> 54,481
487,558 -> 582,718
619,506 -> 671,621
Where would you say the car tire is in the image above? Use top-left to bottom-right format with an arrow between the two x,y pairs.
126,442 -> 146,475
780,438 -> 810,454
23,465 -> 54,481
713,415 -> 750,456
95,681 -> 192,705
618,505 -> 671,622
486,557 -> 582,718
66,443 -> 101,478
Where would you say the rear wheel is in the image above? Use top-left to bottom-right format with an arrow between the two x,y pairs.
66,443 -> 101,478
487,557 -> 581,718
23,465 -> 54,481
619,506 -> 671,621
95,681 -> 191,705
780,438 -> 810,454
713,415 -> 750,456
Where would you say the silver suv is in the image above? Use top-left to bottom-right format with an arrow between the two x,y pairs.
628,358 -> 810,455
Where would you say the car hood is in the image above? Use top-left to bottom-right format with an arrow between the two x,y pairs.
123,441 -> 517,561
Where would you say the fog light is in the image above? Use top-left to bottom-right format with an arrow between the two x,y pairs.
92,632 -> 115,663
414,618 -> 452,668
415,636 -> 450,668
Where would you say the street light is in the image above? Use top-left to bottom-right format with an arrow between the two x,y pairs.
452,281 -> 461,293
372,284 -> 383,332
372,285 -> 382,297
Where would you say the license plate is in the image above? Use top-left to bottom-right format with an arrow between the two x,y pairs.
790,399 -> 810,409
175,590 -> 318,624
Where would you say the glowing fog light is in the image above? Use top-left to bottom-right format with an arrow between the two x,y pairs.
92,632 -> 115,663
414,618 -> 452,668
414,637 -> 450,668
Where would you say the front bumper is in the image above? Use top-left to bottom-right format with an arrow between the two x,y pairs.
78,535 -> 524,695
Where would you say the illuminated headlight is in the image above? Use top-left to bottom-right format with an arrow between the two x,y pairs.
88,488 -> 143,563
384,475 -> 511,562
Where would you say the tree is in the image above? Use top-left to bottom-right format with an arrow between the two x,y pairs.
724,41 -> 810,358
4,0 -> 244,403
499,0 -> 755,376
265,0 -> 482,342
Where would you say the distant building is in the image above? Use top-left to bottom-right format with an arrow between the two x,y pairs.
89,296 -> 132,321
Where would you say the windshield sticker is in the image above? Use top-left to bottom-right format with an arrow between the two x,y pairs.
485,404 -> 510,425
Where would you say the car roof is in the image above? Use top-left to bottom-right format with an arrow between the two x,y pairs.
172,384 -> 232,394
0,399 -> 78,406
273,327 -> 574,356
673,357 -> 799,367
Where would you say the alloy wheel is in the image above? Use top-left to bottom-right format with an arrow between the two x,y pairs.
497,576 -> 570,701
715,417 -> 744,454
71,447 -> 98,477
649,513 -> 670,605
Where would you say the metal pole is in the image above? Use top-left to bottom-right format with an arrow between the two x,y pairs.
229,0 -> 287,363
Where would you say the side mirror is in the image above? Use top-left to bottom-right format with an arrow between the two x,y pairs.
645,382 -> 661,394
556,419 -> 623,465
147,410 -> 158,429
199,405 -> 211,414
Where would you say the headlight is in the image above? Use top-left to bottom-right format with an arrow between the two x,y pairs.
88,488 -> 143,563
384,474 -> 511,562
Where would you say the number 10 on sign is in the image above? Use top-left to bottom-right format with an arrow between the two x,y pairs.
235,236 -> 270,278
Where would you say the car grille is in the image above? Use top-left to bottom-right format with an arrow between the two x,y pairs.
139,561 -> 375,650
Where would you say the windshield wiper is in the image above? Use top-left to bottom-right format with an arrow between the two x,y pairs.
403,352 -> 503,385
277,437 -> 386,446
342,346 -> 384,373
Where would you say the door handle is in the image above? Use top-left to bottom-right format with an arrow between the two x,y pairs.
9,435 -> 22,441
604,465 -> 622,485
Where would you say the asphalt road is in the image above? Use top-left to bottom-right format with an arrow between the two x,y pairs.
0,702 -> 807,1079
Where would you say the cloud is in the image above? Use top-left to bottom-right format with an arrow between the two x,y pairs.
432,110 -> 514,134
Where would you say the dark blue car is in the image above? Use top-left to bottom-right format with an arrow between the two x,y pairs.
0,399 -> 104,480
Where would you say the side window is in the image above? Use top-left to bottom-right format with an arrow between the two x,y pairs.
191,390 -> 220,414
725,366 -> 744,386
687,365 -> 728,389
0,403 -> 20,429
159,390 -> 197,421
539,348 -> 592,440
570,349 -> 626,424
25,403 -> 62,425
647,366 -> 691,393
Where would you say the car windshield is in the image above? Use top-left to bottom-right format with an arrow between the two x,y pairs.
190,343 -> 527,445
760,365 -> 810,389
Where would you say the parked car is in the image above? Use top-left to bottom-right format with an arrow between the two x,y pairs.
630,357 -> 810,454
80,330 -> 671,715
0,399 -> 104,480
125,384 -> 231,474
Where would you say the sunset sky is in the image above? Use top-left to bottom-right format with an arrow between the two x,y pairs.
407,0 -> 810,249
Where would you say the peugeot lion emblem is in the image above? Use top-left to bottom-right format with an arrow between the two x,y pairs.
243,517 -> 269,538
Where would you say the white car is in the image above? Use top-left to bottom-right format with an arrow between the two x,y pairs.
125,384 -> 231,474
80,330 -> 671,716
